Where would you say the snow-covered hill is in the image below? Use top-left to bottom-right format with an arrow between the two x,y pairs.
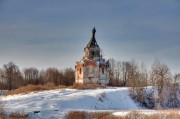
0,87 -> 141,118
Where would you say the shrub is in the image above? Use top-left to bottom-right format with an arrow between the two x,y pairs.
7,112 -> 27,119
66,110 -> 180,119
0,101 -> 5,118
4,83 -> 105,96
130,87 -> 156,109
69,83 -> 106,90
98,92 -> 106,102
66,111 -> 114,119
66,111 -> 86,119
5,83 -> 66,96
0,83 -> 8,90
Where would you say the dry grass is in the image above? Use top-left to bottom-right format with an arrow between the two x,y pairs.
4,83 -> 106,96
0,113 -> 26,119
5,83 -> 67,96
0,102 -> 5,119
7,112 -> 27,119
66,110 -> 180,119
69,83 -> 106,89
66,111 -> 113,119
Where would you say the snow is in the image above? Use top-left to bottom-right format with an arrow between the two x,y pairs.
142,86 -> 180,108
0,90 -> 6,95
113,111 -> 130,116
112,110 -> 180,117
0,87 -> 141,118
112,110 -> 156,116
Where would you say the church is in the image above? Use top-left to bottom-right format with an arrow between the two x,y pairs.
75,27 -> 110,84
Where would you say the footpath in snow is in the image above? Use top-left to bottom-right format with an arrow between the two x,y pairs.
0,87 -> 141,118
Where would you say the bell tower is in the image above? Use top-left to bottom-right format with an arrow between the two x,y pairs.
84,27 -> 100,61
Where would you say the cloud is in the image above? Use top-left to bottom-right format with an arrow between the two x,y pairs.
0,0 -> 180,73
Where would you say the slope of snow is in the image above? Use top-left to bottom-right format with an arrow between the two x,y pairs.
0,87 -> 141,118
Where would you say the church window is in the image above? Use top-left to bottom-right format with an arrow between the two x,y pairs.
92,51 -> 94,56
80,68 -> 82,74
86,68 -> 89,77
90,51 -> 94,56
102,68 -> 104,74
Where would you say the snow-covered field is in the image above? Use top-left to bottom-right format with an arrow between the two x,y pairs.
0,87 -> 141,118
0,87 -> 179,118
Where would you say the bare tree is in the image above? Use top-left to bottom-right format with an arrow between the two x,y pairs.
174,73 -> 180,84
1,62 -> 22,90
24,68 -> 39,85
45,68 -> 62,85
126,59 -> 139,88
63,68 -> 75,86
108,58 -> 116,86
151,60 -> 171,94
0,68 -> 5,83
39,70 -> 46,84
139,62 -> 148,87
108,59 -> 147,87
170,73 -> 180,107
121,61 -> 130,86
114,61 -> 122,86
150,60 -> 172,107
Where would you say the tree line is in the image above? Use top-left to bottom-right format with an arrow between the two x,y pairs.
108,58 -> 180,108
0,62 -> 75,90
0,59 -> 179,108
0,59 -> 179,91
108,58 -> 179,87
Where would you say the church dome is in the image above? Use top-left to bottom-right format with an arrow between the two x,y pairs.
86,27 -> 99,48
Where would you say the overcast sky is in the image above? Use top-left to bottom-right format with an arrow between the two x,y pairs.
0,0 -> 180,73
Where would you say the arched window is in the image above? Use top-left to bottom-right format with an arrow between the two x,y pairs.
80,68 -> 82,74
92,51 -> 94,56
90,51 -> 94,56
102,68 -> 104,74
